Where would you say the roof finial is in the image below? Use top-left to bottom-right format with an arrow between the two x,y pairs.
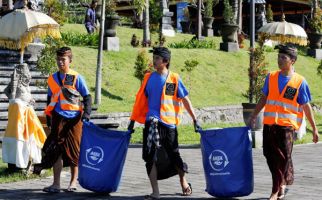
281,13 -> 286,22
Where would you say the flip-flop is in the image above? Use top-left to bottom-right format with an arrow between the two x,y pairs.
43,186 -> 60,193
64,187 -> 77,192
182,183 -> 192,196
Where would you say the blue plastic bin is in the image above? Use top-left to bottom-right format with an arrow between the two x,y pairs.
78,121 -> 131,193
199,127 -> 254,198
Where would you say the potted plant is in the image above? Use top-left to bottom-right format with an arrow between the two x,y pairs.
221,0 -> 239,43
203,0 -> 216,29
242,37 -> 269,131
307,6 -> 322,49
104,0 -> 120,37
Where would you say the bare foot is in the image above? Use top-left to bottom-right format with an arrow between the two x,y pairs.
278,185 -> 286,199
269,192 -> 278,200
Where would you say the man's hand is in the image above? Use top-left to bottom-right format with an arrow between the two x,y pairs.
127,120 -> 135,133
82,113 -> 90,122
193,120 -> 202,132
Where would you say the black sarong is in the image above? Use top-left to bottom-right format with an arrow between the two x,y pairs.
40,111 -> 83,169
143,121 -> 188,180
263,124 -> 294,194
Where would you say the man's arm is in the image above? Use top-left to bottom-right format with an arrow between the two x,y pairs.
302,103 -> 319,143
250,93 -> 267,127
182,96 -> 201,132
182,96 -> 196,121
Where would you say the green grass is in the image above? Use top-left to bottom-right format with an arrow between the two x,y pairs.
59,24 -> 322,114
0,162 -> 52,183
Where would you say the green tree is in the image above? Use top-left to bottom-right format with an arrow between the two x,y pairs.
181,59 -> 199,91
44,0 -> 67,25
134,49 -> 152,83
266,4 -> 274,23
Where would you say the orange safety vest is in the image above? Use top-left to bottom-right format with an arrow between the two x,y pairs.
130,71 -> 183,125
44,69 -> 82,116
263,70 -> 304,130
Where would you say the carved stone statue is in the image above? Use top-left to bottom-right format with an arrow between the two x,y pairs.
4,63 -> 34,105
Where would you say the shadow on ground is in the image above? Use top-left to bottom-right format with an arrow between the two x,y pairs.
90,87 -> 123,101
0,189 -> 268,200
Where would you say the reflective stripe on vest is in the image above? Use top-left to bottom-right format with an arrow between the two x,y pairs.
263,70 -> 304,129
44,70 -> 82,116
130,71 -> 183,125
160,72 -> 183,125
266,100 -> 303,113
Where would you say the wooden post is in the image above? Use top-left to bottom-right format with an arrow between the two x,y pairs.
95,0 -> 106,105
249,0 -> 255,103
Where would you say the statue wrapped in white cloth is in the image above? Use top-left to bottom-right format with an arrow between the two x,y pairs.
2,63 -> 47,170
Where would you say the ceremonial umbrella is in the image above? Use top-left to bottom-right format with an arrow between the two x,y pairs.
0,8 -> 61,63
258,15 -> 307,46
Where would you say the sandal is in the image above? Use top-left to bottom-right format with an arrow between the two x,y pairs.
182,183 -> 192,196
43,186 -> 60,193
144,194 -> 160,200
64,187 -> 77,192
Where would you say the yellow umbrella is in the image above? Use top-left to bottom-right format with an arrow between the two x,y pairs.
0,9 -> 61,63
258,15 -> 307,46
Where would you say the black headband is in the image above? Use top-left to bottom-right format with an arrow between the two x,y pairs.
275,44 -> 297,59
151,47 -> 171,60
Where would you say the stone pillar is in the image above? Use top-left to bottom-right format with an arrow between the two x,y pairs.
103,37 -> 119,51
160,0 -> 175,37
8,0 -> 13,9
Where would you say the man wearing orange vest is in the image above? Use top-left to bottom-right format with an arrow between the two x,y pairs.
40,47 -> 92,193
250,44 -> 319,200
128,47 -> 201,199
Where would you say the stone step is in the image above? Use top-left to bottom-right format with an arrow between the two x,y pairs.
0,65 -> 44,71
0,93 -> 47,100
0,77 -> 47,85
0,85 -> 47,92
0,70 -> 44,77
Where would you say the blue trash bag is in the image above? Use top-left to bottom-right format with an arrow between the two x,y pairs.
199,126 -> 253,198
78,121 -> 131,193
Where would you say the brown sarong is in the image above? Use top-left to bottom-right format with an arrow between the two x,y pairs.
263,124 -> 294,194
41,111 -> 82,168
143,121 -> 188,180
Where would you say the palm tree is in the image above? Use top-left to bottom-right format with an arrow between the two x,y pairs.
134,0 -> 150,46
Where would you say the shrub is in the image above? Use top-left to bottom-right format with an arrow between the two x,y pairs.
134,49 -> 153,83
266,4 -> 273,23
131,34 -> 140,47
61,32 -> 99,46
243,41 -> 269,102
168,37 -> 216,49
223,0 -> 234,24
308,7 -> 322,33
36,37 -> 65,86
149,0 -> 162,33
317,59 -> 322,78
181,59 -> 199,91
44,0 -> 67,25
204,0 -> 214,18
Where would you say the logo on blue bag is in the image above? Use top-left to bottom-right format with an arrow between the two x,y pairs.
85,146 -> 104,165
209,149 -> 229,171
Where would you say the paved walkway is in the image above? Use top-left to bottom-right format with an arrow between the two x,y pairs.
0,143 -> 322,200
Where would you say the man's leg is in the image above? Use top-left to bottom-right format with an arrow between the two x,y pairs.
177,167 -> 191,195
69,165 -> 78,189
147,163 -> 160,199
52,155 -> 63,188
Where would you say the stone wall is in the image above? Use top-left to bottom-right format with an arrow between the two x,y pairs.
104,104 -> 245,129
